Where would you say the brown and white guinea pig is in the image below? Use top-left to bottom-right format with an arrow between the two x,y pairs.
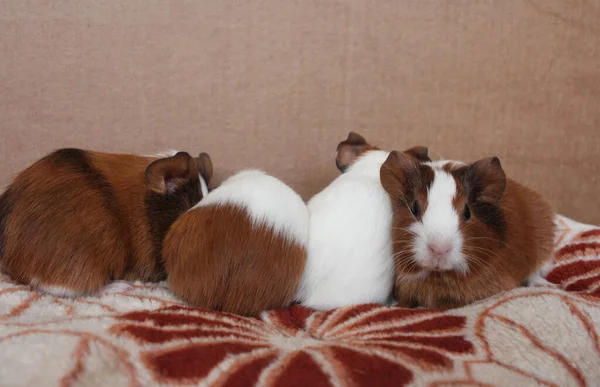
0,148 -> 213,297
380,152 -> 556,309
163,170 -> 308,316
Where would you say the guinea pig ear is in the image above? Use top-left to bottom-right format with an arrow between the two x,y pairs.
464,156 -> 507,203
145,152 -> 197,195
335,132 -> 372,172
380,150 -> 420,201
195,152 -> 213,186
403,146 -> 431,162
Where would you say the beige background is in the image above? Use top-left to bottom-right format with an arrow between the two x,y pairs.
1,0 -> 599,223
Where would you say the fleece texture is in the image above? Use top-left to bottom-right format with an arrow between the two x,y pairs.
0,215 -> 599,386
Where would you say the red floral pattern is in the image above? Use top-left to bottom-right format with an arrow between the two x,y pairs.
548,216 -> 600,297
111,305 -> 473,386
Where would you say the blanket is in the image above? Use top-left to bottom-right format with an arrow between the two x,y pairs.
0,215 -> 599,387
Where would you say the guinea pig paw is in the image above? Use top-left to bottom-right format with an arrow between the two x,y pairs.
101,280 -> 134,294
527,274 -> 559,289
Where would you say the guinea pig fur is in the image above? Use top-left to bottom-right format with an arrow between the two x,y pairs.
163,170 -> 308,316
0,149 -> 213,297
294,132 -> 431,311
380,152 -> 556,309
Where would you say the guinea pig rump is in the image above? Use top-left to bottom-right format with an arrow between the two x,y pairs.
164,203 -> 306,316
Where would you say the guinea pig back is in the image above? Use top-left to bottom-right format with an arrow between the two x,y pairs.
163,170 -> 308,316
0,149 -> 212,296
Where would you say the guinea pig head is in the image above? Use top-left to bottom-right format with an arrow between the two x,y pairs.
145,151 -> 213,197
144,151 -> 214,232
381,152 -> 507,276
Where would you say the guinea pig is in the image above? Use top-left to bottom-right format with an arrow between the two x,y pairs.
0,148 -> 213,297
294,132 -> 431,311
163,170 -> 308,316
380,152 -> 556,309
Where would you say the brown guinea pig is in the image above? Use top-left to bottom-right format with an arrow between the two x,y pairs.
380,152 -> 555,309
0,148 -> 213,297
163,169 -> 308,316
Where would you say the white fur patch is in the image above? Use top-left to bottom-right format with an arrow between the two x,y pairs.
101,281 -> 135,294
31,280 -> 136,297
426,160 -> 466,169
31,279 -> 80,298
527,261 -> 558,288
146,150 -> 180,159
193,170 -> 308,246
410,165 -> 467,273
199,175 -> 209,197
295,150 -> 395,310
527,273 -> 558,288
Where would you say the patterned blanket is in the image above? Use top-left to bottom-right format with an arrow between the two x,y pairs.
0,215 -> 599,387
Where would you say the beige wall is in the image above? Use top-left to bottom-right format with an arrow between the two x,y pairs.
1,0 -> 599,223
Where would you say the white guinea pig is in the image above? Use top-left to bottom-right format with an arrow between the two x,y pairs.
294,133 -> 430,310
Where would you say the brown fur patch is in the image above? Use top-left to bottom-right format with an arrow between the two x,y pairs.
0,187 -> 17,257
0,149 -> 208,294
381,151 -> 434,216
403,146 -> 432,163
163,204 -> 306,316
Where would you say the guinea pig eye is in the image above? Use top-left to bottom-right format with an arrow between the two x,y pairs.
410,201 -> 420,218
463,204 -> 471,221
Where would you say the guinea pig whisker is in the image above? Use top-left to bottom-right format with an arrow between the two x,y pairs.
463,236 -> 497,242
463,236 -> 511,250
407,260 -> 422,273
461,222 -> 479,234
394,254 -> 416,268
394,261 -> 409,271
393,260 -> 410,272
396,258 -> 419,273
392,236 -> 416,245
466,257 -> 492,278
394,258 -> 414,268
464,253 -> 501,275
466,245 -> 503,261
392,227 -> 416,232
392,241 -> 414,247
463,251 -> 501,278
461,253 -> 479,273
391,233 -> 415,239
393,252 -> 415,261
391,226 -> 415,232
392,227 -> 418,237
462,253 -> 487,276
393,241 -> 416,250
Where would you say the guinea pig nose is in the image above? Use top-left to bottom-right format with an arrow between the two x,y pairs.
427,242 -> 452,256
